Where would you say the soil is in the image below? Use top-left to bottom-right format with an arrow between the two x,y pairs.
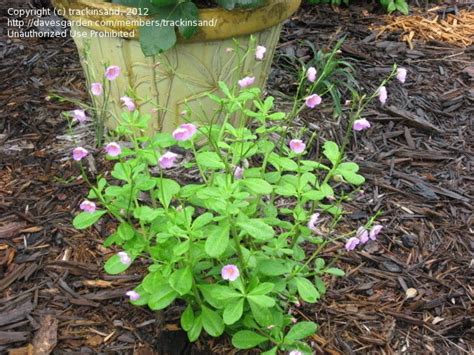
1,1 -> 473,354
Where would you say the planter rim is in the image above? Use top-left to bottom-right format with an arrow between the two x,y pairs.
52,0 -> 301,43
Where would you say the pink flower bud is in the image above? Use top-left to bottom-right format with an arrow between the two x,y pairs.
91,82 -> 103,96
238,76 -> 255,89
120,96 -> 136,111
356,226 -> 369,244
172,123 -> 197,141
345,237 -> 360,251
369,225 -> 383,240
72,109 -> 88,123
105,142 -> 121,157
289,139 -> 306,154
307,67 -> 317,82
378,86 -> 387,104
79,200 -> 96,213
255,45 -> 267,60
221,264 -> 240,281
305,94 -> 322,108
159,151 -> 178,169
117,251 -> 131,265
72,147 -> 88,161
353,118 -> 371,131
289,351 -> 303,355
125,290 -> 140,301
307,213 -> 320,232
105,65 -> 120,81
396,68 -> 407,83
234,166 -> 244,180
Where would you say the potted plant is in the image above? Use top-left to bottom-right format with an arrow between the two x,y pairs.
52,0 -> 301,133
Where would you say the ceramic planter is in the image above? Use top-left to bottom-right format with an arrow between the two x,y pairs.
52,0 -> 301,133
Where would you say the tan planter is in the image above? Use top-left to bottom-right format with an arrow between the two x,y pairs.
52,0 -> 301,133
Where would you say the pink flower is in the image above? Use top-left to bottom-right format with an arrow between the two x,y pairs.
396,68 -> 407,83
238,76 -> 255,89
117,251 -> 131,265
345,237 -> 360,251
72,109 -> 88,123
120,96 -> 136,111
353,118 -> 371,131
172,123 -> 197,141
72,147 -> 88,161
80,200 -> 96,213
289,351 -> 303,355
307,67 -> 317,82
289,139 -> 306,154
105,65 -> 120,81
91,82 -> 103,96
307,213 -> 320,232
305,94 -> 322,108
126,290 -> 140,301
378,86 -> 387,104
221,264 -> 240,281
105,142 -> 121,157
159,151 -> 178,169
255,45 -> 266,60
369,225 -> 383,240
356,226 -> 369,244
234,166 -> 244,180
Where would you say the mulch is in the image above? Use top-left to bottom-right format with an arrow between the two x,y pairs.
1,1 -> 473,354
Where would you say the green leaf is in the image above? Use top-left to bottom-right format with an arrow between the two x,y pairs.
295,277 -> 320,303
395,0 -> 409,14
187,315 -> 202,342
176,2 -> 198,38
148,284 -> 178,310
173,240 -> 190,256
73,211 -> 106,229
285,321 -> 318,341
232,330 -> 268,349
274,183 -> 297,197
156,178 -> 180,208
104,253 -> 133,275
206,285 -> 242,300
201,306 -> 224,337
192,212 -> 213,230
223,298 -> 244,325
204,224 -> 230,258
247,294 -> 275,308
323,141 -> 340,166
262,347 -> 278,355
117,223 -> 135,240
237,219 -> 274,240
150,0 -> 176,5
325,267 -> 345,276
181,304 -> 195,332
111,162 -> 131,181
133,206 -> 162,222
139,20 -> 176,56
249,282 -> 274,295
241,178 -> 273,195
196,152 -> 225,170
258,259 -> 289,276
169,267 -> 193,295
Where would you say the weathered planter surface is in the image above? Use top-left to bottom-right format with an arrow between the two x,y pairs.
53,0 -> 301,133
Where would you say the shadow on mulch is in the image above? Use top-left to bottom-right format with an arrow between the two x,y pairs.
0,1 -> 472,354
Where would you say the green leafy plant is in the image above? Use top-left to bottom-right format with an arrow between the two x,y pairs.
306,0 -> 409,15
70,45 -> 403,353
110,0 -> 265,55
280,38 -> 358,119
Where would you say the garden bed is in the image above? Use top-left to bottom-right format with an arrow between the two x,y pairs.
1,0 -> 472,353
